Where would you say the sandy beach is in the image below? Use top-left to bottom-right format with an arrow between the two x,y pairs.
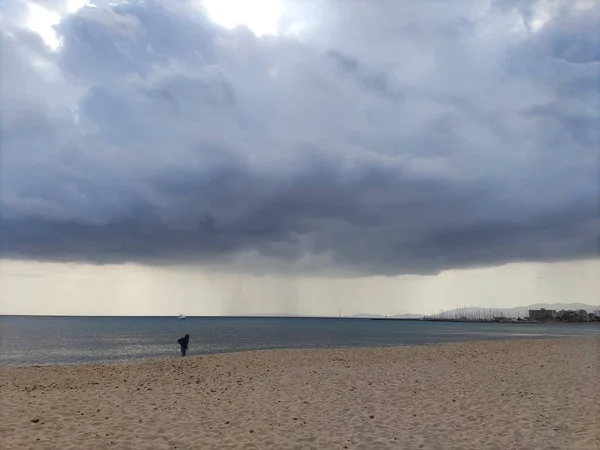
1,338 -> 599,450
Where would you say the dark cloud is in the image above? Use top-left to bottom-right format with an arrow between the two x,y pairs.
1,0 -> 598,275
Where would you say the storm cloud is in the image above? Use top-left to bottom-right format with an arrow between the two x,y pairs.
1,0 -> 599,275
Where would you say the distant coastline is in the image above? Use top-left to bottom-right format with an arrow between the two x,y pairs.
2,302 -> 598,320
413,318 -> 600,325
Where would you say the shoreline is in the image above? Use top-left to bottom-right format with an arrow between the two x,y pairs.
2,332 -> 598,369
2,337 -> 599,449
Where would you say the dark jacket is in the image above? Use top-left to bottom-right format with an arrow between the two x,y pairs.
178,334 -> 189,349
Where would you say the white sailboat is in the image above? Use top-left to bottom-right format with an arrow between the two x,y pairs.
177,314 -> 187,320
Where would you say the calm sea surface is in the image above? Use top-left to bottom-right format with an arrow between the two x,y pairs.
1,316 -> 598,367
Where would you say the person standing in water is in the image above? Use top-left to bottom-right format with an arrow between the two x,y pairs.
177,334 -> 190,357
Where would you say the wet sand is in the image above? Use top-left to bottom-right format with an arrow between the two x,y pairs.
1,338 -> 599,450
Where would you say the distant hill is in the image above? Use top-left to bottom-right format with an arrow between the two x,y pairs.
248,303 -> 600,319
349,313 -> 423,319
390,313 -> 424,319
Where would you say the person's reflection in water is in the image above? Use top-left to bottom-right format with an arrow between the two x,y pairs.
177,334 -> 189,357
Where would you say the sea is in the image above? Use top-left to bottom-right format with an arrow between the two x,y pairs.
1,316 -> 598,367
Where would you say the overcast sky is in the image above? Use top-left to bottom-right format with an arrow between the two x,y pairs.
1,0 -> 598,316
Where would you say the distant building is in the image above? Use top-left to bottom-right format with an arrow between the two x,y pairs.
528,309 -> 557,321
